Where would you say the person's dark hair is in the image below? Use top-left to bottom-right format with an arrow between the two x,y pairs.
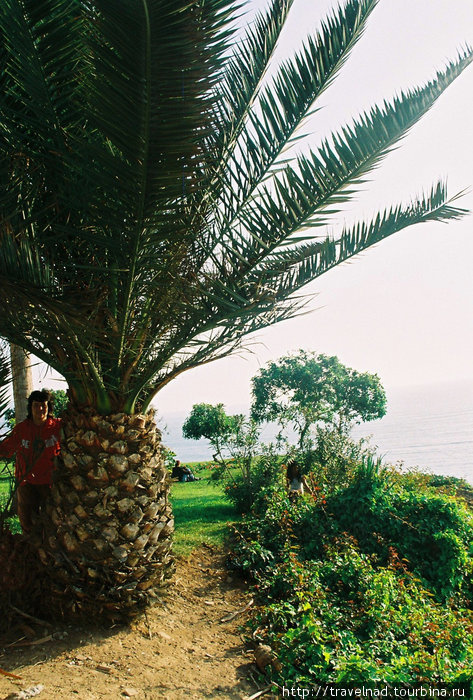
27,390 -> 54,420
286,459 -> 301,481
174,459 -> 180,467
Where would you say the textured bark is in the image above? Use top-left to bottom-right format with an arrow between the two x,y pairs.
33,406 -> 174,621
10,344 -> 33,422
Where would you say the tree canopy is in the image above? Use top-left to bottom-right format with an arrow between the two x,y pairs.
251,351 -> 386,447
0,0 -> 470,414
182,403 -> 238,461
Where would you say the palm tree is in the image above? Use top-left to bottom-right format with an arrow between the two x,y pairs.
0,0 -> 470,618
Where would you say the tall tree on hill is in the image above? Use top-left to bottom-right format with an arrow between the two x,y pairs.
0,0 -> 471,618
251,351 -> 387,451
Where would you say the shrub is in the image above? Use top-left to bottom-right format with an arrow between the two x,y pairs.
242,536 -> 473,685
309,427 -> 377,494
328,460 -> 473,599
227,457 -> 473,685
224,449 -> 285,514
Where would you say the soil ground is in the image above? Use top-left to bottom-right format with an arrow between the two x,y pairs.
0,547 -> 265,700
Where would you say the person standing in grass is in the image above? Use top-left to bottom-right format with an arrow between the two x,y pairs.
0,390 -> 61,533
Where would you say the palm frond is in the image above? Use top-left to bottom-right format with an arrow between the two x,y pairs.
210,0 -> 295,157
216,48 -> 473,277
211,0 -> 379,226
0,340 -> 12,418
255,182 -> 468,296
0,1 -> 470,412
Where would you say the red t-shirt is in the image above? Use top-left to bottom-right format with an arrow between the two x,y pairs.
0,417 -> 62,485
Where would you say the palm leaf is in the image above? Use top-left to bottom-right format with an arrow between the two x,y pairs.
0,0 -> 471,412
0,341 -> 12,418
217,49 -> 473,278
210,0 -> 379,226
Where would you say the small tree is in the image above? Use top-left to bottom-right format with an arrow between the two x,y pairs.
183,402 -> 260,481
182,403 -> 238,463
251,351 -> 387,452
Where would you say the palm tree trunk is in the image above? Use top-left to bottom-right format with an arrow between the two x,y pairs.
35,406 -> 174,621
10,344 -> 33,421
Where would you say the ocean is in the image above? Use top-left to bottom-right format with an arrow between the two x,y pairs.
158,379 -> 473,486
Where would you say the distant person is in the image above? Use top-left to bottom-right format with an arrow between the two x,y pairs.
0,390 -> 61,533
171,459 -> 198,482
286,459 -> 311,500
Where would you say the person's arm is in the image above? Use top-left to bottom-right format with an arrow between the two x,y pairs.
301,476 -> 312,494
0,425 -> 20,459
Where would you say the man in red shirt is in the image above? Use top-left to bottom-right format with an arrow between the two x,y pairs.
0,389 -> 62,533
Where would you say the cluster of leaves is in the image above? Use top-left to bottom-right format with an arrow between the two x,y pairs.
251,351 -> 387,450
224,449 -> 286,514
227,460 -> 473,684
308,425 -> 377,493
327,460 -> 473,600
183,402 -> 264,494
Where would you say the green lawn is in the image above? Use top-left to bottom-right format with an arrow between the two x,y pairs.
170,471 -> 239,557
0,466 -> 19,533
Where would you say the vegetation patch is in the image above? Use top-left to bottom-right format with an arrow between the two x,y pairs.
227,461 -> 473,686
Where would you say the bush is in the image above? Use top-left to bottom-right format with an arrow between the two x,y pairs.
223,449 -> 285,514
226,457 -> 473,685
309,427 -> 377,494
327,459 -> 473,599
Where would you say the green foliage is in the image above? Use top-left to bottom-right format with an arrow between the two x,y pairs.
227,459 -> 473,684
47,389 -> 69,417
224,449 -> 286,514
328,460 -> 473,600
0,2 -> 470,412
251,351 -> 386,452
0,460 -> 16,533
183,402 -> 265,505
309,426 -> 377,493
252,546 -> 473,685
183,403 -> 240,462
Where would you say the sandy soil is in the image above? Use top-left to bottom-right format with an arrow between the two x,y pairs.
0,547 -> 264,700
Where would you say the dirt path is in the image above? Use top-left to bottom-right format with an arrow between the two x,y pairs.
0,547 -> 262,700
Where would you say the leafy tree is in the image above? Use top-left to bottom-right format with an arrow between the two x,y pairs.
183,402 -> 260,476
183,403 -> 238,463
325,360 -> 386,433
251,351 -> 386,450
0,0 -> 470,617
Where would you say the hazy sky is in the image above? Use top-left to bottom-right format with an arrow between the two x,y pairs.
34,0 -> 473,419
154,0 -> 473,417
